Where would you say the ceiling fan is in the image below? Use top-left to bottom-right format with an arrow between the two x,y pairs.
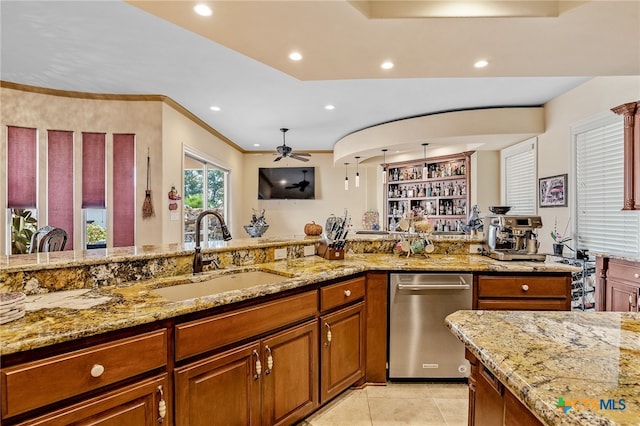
285,170 -> 311,192
274,128 -> 311,162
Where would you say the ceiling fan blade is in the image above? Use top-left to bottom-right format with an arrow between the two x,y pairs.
273,156 -> 283,162
289,154 -> 310,162
294,152 -> 311,156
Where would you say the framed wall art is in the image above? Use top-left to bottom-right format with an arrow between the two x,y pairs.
539,174 -> 567,207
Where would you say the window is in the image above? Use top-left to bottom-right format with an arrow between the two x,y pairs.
6,126 -> 38,254
82,132 -> 107,249
573,114 -> 639,258
183,149 -> 229,246
501,138 -> 537,215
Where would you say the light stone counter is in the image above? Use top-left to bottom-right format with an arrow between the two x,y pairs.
446,310 -> 640,426
0,253 -> 578,356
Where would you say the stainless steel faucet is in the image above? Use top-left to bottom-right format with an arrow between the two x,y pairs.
193,210 -> 232,273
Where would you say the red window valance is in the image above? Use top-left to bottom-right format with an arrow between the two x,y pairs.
82,132 -> 106,208
112,134 -> 135,247
7,126 -> 37,208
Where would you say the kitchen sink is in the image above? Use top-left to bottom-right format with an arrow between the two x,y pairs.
152,270 -> 290,302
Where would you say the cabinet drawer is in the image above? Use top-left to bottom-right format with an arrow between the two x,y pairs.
477,276 -> 569,298
608,260 -> 640,285
1,329 -> 167,419
320,276 -> 365,311
175,291 -> 317,361
477,299 -> 569,311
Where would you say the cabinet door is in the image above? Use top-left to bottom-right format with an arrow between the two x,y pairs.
261,320 -> 318,426
320,302 -> 365,403
19,375 -> 169,426
473,364 -> 504,426
606,279 -> 639,312
174,342 -> 261,426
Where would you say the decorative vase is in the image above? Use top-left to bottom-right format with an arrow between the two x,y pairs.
552,243 -> 564,256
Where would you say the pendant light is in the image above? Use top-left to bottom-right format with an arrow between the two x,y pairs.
381,149 -> 388,184
355,156 -> 361,188
422,143 -> 429,179
344,162 -> 349,191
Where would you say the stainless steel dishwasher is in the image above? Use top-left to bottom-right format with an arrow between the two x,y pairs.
388,272 -> 472,379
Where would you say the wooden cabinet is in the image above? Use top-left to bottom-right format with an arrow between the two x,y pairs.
467,351 -> 542,426
598,257 -> 640,311
383,151 -> 472,232
320,302 -> 366,403
475,274 -> 571,310
318,276 -> 366,403
174,320 -> 318,426
14,375 -> 169,426
1,329 -> 168,423
611,100 -> 640,210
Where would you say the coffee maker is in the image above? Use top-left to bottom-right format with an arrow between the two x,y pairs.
485,215 -> 546,261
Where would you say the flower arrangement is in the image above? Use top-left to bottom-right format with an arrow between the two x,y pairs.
551,217 -> 571,244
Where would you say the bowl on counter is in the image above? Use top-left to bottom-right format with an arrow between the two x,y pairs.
244,224 -> 269,238
488,206 -> 511,215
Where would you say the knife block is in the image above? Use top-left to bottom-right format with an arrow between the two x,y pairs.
317,242 -> 344,260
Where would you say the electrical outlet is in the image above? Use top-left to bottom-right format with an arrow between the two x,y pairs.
469,244 -> 484,254
303,245 -> 315,256
274,248 -> 287,260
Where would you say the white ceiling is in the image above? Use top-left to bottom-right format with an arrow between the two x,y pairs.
1,1 -> 638,159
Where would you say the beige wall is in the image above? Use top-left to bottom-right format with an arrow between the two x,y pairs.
3,75 -> 639,255
0,87 -> 164,255
536,76 -> 640,252
242,153 -> 372,237
161,104 -> 244,240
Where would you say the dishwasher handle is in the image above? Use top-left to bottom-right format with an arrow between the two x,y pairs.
396,275 -> 470,291
397,283 -> 470,290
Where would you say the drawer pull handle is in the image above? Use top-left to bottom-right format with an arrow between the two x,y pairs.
344,289 -> 351,297
90,364 -> 105,378
157,385 -> 166,423
265,345 -> 273,374
521,284 -> 529,292
324,322 -> 332,347
253,350 -> 262,379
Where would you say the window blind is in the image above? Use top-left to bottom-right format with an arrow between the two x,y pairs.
575,116 -> 639,258
112,134 -> 135,247
502,139 -> 536,215
82,132 -> 106,208
7,126 -> 37,208
47,130 -> 74,250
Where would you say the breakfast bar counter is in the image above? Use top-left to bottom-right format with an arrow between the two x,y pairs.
446,310 -> 640,425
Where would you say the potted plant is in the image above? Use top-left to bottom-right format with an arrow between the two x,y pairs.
11,209 -> 37,254
551,217 -> 572,256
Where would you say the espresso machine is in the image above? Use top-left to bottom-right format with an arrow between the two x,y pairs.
485,214 -> 546,261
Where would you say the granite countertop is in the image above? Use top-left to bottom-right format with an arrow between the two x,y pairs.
0,253 -> 578,356
446,310 -> 640,426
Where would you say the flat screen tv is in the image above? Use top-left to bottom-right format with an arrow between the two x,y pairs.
258,167 -> 315,200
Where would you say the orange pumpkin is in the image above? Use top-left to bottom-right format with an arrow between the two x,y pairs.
304,221 -> 323,236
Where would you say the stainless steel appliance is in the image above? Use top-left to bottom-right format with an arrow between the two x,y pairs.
389,273 -> 472,379
485,214 -> 546,261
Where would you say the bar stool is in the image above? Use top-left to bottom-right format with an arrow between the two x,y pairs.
29,226 -> 68,253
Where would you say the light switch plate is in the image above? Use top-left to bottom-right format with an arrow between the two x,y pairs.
274,248 -> 287,260
170,212 -> 179,221
303,245 -> 315,256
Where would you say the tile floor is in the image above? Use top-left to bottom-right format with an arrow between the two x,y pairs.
298,382 -> 469,426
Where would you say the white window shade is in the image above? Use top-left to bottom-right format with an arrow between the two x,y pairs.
575,116 -> 639,258
502,139 -> 537,215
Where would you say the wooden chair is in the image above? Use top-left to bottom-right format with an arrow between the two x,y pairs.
29,226 -> 68,253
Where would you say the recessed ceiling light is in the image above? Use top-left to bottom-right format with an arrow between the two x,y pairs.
325,105 -> 335,110
193,4 -> 212,16
253,143 -> 260,147
474,59 -> 489,68
381,61 -> 394,70
289,52 -> 303,61
210,106 -> 221,111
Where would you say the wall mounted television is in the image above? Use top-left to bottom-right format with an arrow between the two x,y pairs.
258,167 -> 315,200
